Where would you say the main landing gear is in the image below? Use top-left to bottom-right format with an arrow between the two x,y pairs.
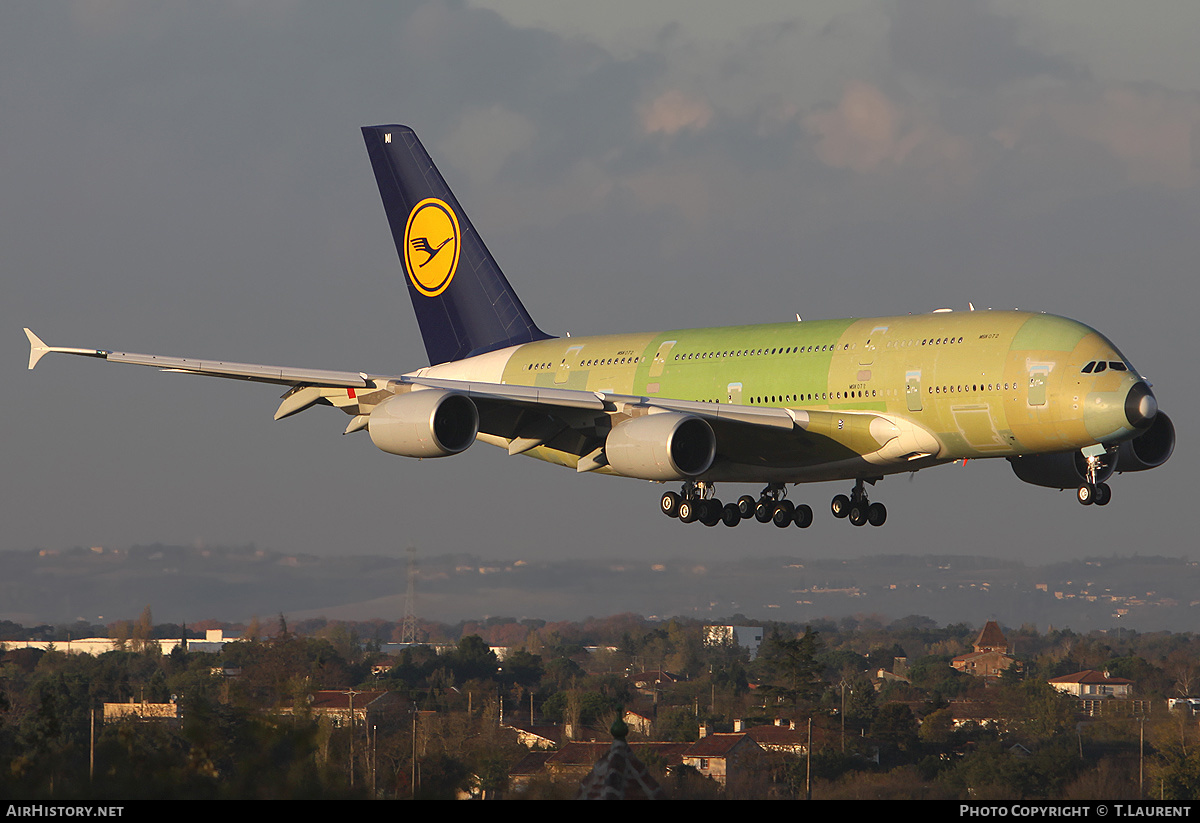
659,481 -> 814,529
830,479 -> 887,527
1077,452 -> 1112,507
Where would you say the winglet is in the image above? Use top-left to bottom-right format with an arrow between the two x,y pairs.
24,328 -> 109,370
24,328 -> 49,370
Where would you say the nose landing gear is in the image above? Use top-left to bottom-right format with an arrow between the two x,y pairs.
1077,451 -> 1113,506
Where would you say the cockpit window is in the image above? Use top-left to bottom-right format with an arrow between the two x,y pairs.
1081,362 -> 1095,373
1094,362 -> 1107,373
1109,361 -> 1127,371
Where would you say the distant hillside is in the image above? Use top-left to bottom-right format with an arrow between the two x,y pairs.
1,544 -> 1197,632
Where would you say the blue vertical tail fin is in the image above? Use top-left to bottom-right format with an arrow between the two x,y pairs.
362,124 -> 553,366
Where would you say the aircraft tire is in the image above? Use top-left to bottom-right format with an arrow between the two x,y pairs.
867,502 -> 887,527
792,504 -> 813,528
1095,483 -> 1112,506
1077,484 -> 1096,506
831,494 -> 851,518
755,502 -> 774,523
661,491 -> 681,518
848,503 -> 868,526
722,503 -> 742,527
772,508 -> 792,528
679,500 -> 699,523
737,495 -> 757,519
700,499 -> 723,527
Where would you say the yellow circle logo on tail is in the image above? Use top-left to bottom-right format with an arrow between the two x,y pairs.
403,198 -> 461,297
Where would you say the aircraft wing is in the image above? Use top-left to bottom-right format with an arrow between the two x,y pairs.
25,328 -> 938,469
403,374 -> 797,428
24,328 -> 372,388
400,375 -> 939,472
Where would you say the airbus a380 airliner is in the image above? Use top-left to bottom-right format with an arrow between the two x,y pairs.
25,125 -> 1175,530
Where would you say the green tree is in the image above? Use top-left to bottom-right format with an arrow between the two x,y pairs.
758,626 -> 823,709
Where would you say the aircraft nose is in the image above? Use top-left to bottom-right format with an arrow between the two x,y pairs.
1124,381 -> 1158,428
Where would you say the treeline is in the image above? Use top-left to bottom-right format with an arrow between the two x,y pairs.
4,612 -> 1200,798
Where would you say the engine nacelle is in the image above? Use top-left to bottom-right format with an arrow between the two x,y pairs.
1008,450 -> 1116,490
368,389 -> 478,458
605,413 -> 716,480
1116,410 -> 1174,472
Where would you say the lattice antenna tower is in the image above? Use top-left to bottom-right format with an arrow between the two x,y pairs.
401,546 -> 418,643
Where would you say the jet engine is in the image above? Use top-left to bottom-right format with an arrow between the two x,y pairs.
605,413 -> 716,481
1008,450 -> 1116,490
368,389 -> 478,458
1116,410 -> 1175,472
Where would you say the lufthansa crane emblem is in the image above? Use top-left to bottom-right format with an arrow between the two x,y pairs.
403,198 -> 460,297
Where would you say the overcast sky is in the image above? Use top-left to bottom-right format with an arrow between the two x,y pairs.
4,2 -> 1195,580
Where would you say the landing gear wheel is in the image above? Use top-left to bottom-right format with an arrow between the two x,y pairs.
867,502 -> 887,527
679,500 -> 699,523
661,491 -> 682,518
792,504 -> 813,528
772,506 -> 793,528
848,503 -> 868,527
737,495 -> 757,519
831,494 -> 851,519
1077,484 -> 1096,506
700,499 -> 723,527
755,501 -> 774,523
722,503 -> 742,526
1095,483 -> 1112,506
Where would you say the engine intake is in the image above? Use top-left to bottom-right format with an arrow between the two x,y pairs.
605,413 -> 716,480
1116,410 -> 1174,472
368,389 -> 478,458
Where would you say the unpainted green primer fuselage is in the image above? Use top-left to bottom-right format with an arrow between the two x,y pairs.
436,309 -> 1145,483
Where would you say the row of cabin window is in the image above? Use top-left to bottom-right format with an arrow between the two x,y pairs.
749,389 -> 879,405
675,344 -> 837,361
528,336 -> 976,370
928,383 -> 1014,393
526,356 -> 643,371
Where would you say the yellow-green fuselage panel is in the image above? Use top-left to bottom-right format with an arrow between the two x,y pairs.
493,310 -> 1143,477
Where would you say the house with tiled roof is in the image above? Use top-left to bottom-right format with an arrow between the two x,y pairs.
623,708 -> 655,737
1047,670 -> 1133,698
951,621 -> 1021,680
737,719 -> 808,755
1047,670 -> 1151,717
681,732 -> 764,788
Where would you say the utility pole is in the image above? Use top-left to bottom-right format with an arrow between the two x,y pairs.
401,546 -> 418,644
343,689 -> 362,789
806,716 -> 813,800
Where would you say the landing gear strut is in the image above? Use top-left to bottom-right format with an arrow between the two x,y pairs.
831,479 -> 887,527
661,481 -> 725,527
1077,452 -> 1112,506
